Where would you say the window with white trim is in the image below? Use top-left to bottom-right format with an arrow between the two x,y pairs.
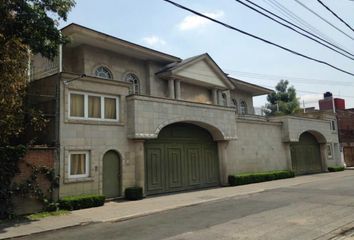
95,66 -> 113,79
68,152 -> 89,178
327,144 -> 333,159
69,91 -> 119,121
124,73 -> 140,94
240,101 -> 247,115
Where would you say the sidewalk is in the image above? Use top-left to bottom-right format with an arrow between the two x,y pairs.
1,171 -> 352,239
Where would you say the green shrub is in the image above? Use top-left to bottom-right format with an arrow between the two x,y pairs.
125,187 -> 143,201
328,166 -> 345,172
58,194 -> 105,210
228,170 -> 295,186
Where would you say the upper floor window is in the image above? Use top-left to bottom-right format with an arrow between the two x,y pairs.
232,98 -> 238,113
69,91 -> 119,121
95,66 -> 113,79
240,101 -> 247,115
221,93 -> 227,106
124,73 -> 140,94
330,120 -> 336,131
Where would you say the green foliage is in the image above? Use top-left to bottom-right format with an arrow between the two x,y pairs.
0,0 -> 76,59
228,170 -> 295,186
27,210 -> 69,220
265,80 -> 300,116
58,195 -> 106,211
328,166 -> 345,172
125,187 -> 144,201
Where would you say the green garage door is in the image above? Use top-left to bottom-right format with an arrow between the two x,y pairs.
145,123 -> 219,195
290,132 -> 322,175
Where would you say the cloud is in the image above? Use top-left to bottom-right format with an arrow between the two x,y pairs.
177,10 -> 224,31
142,35 -> 166,46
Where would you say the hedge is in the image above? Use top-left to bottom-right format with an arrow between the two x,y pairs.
228,170 -> 295,186
125,187 -> 143,201
328,166 -> 345,172
58,194 -> 105,210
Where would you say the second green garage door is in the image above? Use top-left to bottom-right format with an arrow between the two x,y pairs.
145,123 -> 219,195
290,132 -> 322,175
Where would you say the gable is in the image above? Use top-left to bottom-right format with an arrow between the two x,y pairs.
174,60 -> 228,88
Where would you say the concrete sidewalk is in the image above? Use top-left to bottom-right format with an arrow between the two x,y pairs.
1,171 -> 352,239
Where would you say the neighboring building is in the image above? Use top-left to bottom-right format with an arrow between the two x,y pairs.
318,92 -> 354,167
28,24 -> 342,199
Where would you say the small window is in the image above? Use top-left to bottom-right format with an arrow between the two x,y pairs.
330,120 -> 336,131
232,98 -> 238,113
327,144 -> 333,159
124,73 -> 140,94
95,66 -> 113,79
70,93 -> 85,117
240,101 -> 247,115
69,152 -> 89,178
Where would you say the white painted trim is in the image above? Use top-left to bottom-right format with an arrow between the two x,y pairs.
59,44 -> 63,72
68,151 -> 90,179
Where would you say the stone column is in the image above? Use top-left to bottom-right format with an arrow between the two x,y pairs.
134,140 -> 146,195
168,79 -> 175,99
212,88 -> 218,105
217,141 -> 229,186
175,80 -> 181,100
217,90 -> 223,105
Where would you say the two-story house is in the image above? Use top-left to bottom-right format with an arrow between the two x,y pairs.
29,24 -> 343,199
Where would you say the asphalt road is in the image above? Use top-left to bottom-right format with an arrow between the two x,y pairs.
19,172 -> 354,240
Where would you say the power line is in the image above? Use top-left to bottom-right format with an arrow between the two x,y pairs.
234,0 -> 354,60
162,0 -> 354,77
316,0 -> 354,33
262,0 -> 353,54
294,0 -> 354,41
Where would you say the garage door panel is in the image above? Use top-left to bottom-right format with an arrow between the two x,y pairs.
166,144 -> 184,189
344,147 -> 354,167
204,146 -> 219,185
185,145 -> 202,187
146,145 -> 164,193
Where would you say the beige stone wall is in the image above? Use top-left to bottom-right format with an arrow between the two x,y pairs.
58,73 -> 138,197
226,118 -> 290,175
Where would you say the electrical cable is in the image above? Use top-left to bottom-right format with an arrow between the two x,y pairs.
162,0 -> 354,77
234,0 -> 354,60
317,0 -> 354,33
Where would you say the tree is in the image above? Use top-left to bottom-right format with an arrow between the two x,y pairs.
0,0 -> 75,218
265,80 -> 300,116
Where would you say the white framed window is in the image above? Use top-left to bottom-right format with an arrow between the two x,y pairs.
240,101 -> 247,115
95,66 -> 113,79
69,91 -> 119,121
68,152 -> 89,178
232,98 -> 238,113
124,73 -> 140,94
330,120 -> 336,131
327,144 -> 333,159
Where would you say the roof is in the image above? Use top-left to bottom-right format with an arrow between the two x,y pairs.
229,77 -> 273,96
61,23 -> 181,63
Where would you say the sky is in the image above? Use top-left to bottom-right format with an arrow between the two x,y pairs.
59,0 -> 354,108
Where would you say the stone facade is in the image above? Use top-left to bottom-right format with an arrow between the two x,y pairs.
29,23 -> 343,199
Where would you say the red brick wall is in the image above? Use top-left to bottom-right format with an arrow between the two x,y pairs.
337,110 -> 354,143
12,148 -> 56,215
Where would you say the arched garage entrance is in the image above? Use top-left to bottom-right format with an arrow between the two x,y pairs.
145,123 -> 219,195
290,132 -> 323,175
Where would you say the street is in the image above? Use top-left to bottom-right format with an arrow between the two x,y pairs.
19,172 -> 354,240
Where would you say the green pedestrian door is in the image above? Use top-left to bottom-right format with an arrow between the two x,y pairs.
103,151 -> 121,198
290,132 -> 322,175
145,123 -> 219,195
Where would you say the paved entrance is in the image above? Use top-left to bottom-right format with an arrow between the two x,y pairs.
145,123 -> 219,195
290,132 -> 322,175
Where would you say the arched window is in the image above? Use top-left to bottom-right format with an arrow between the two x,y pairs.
125,73 -> 140,94
95,66 -> 113,79
240,101 -> 247,114
232,98 -> 238,113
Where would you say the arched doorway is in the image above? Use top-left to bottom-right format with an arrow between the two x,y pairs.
290,132 -> 322,175
145,123 -> 219,195
102,150 -> 121,198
